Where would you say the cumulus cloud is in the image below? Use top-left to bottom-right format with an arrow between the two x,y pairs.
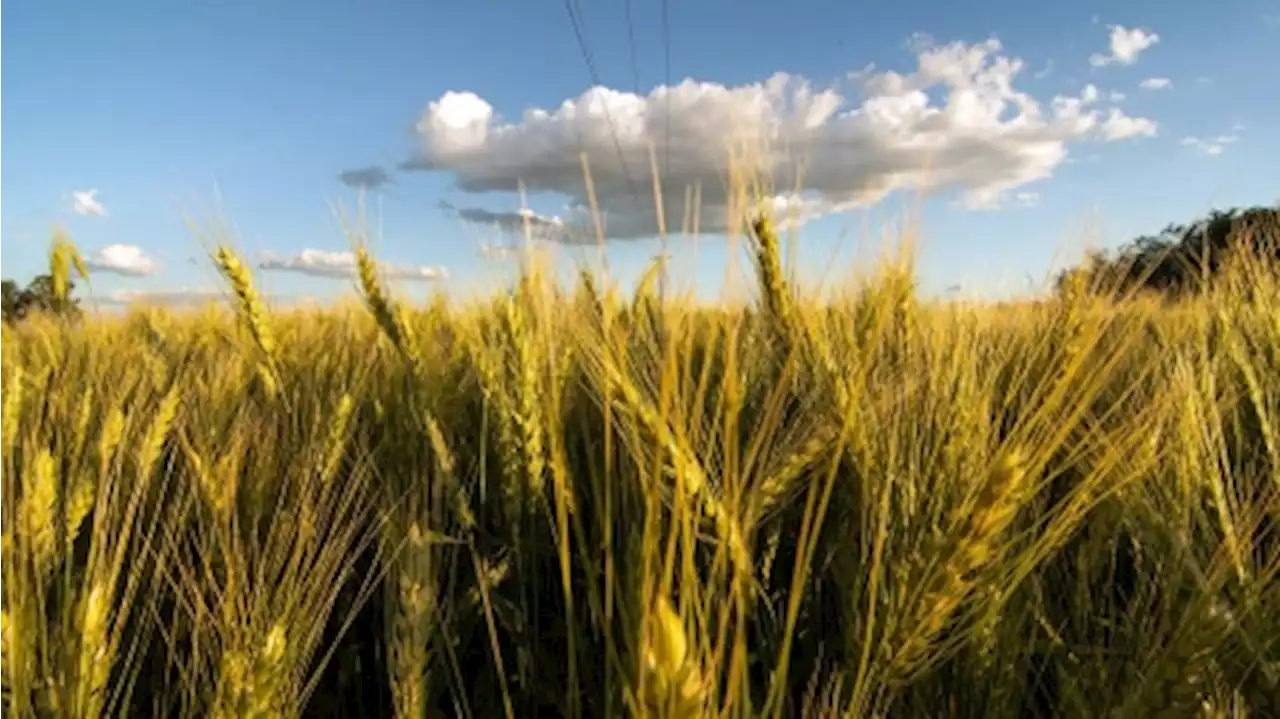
400,37 -> 1158,238
258,249 -> 448,280
84,244 -> 159,276
1139,77 -> 1172,90
338,166 -> 392,189
1089,25 -> 1160,67
71,189 -> 108,217
1180,134 -> 1239,156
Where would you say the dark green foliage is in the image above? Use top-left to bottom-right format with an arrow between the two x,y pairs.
2,275 -> 83,324
1056,205 -> 1280,298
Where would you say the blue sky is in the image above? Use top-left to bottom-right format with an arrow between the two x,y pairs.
4,0 -> 1278,306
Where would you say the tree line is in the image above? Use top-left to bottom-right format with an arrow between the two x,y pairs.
2,275 -> 83,324
1055,204 -> 1280,298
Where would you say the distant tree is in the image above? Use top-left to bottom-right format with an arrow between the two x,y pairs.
1055,205 -> 1280,299
2,280 -> 21,322
1,274 -> 83,324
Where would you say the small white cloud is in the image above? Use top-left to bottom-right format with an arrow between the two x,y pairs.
904,31 -> 936,53
479,243 -> 517,261
953,187 -> 1042,212
1067,152 -> 1103,165
1033,59 -> 1055,79
1180,134 -> 1239,156
84,244 -> 158,276
1194,75 -> 1214,85
1139,77 -> 1172,90
258,249 -> 448,281
71,189 -> 108,217
1013,191 -> 1041,207
1089,25 -> 1160,67
103,288 -> 225,306
1109,90 -> 1127,102
1098,108 -> 1158,140
442,201 -> 595,244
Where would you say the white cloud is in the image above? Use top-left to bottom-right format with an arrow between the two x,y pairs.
258,249 -> 448,281
1139,77 -> 1172,90
401,37 -> 1158,233
904,31 -> 936,53
1089,25 -> 1160,67
1180,134 -> 1239,156
479,243 -> 517,261
1013,191 -> 1040,207
1098,108 -> 1158,140
84,244 -> 158,276
1033,60 -> 1055,79
100,287 -> 307,308
71,189 -> 108,217
103,288 -> 225,306
1080,85 -> 1127,104
441,201 -> 596,244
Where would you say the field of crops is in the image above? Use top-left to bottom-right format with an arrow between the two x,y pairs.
2,216 -> 1277,718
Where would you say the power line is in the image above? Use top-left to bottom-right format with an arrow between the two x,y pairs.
660,0 -> 672,185
561,0 -> 646,232
659,0 -> 673,303
623,0 -> 641,93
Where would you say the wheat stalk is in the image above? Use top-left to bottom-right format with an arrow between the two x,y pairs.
886,448 -> 1030,686
750,213 -> 795,339
601,357 -> 754,585
0,603 -> 11,689
71,582 -> 110,718
20,448 -> 59,572
213,245 -> 280,398
3,367 -> 24,455
505,294 -> 547,506
213,621 -> 292,718
641,595 -> 706,719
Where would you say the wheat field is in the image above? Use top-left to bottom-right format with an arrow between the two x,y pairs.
2,211 -> 1278,718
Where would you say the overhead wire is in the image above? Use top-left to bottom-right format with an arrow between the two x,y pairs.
660,0 -> 672,188
623,0 -> 642,94
561,0 -> 647,240
659,0 -> 673,302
